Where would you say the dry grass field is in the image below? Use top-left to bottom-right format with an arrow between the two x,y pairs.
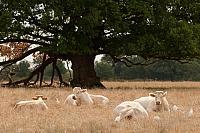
0,81 -> 200,133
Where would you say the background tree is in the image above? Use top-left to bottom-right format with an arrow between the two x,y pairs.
0,0 -> 200,88
95,55 -> 200,81
43,60 -> 70,81
95,61 -> 114,80
15,60 -> 31,78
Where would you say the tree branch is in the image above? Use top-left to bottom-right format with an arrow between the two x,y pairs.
0,47 -> 41,66
55,64 -> 69,87
111,55 -> 160,67
2,58 -> 55,86
26,32 -> 54,43
39,54 -> 47,86
0,39 -> 49,46
49,59 -> 56,86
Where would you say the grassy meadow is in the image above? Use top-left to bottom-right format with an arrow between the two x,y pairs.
0,81 -> 200,133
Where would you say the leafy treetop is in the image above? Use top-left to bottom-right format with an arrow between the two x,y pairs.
0,0 -> 199,61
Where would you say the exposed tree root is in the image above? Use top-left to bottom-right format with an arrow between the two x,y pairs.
1,57 -> 69,88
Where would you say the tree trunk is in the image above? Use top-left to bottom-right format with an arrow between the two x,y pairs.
40,54 -> 47,86
70,55 -> 105,88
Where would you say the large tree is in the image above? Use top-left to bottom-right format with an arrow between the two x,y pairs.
0,0 -> 200,88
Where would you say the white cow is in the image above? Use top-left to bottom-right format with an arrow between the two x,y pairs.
14,95 -> 48,110
134,91 -> 170,113
64,94 -> 81,106
113,101 -> 149,122
73,87 -> 94,105
172,105 -> 193,118
89,94 -> 109,105
65,87 -> 109,106
64,87 -> 93,106
113,91 -> 170,122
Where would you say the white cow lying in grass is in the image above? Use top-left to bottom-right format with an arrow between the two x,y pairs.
134,91 -> 170,113
172,105 -> 193,118
72,87 -> 94,105
64,87 -> 109,106
113,101 -> 149,122
113,91 -> 170,122
64,94 -> 82,106
14,95 -> 48,110
89,94 -> 109,104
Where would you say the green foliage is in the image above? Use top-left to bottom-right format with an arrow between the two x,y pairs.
113,62 -> 147,80
95,56 -> 200,81
1,59 -> 70,81
95,61 -> 114,80
15,60 -> 31,78
1,0 -> 200,58
43,60 -> 70,80
1,0 -> 200,87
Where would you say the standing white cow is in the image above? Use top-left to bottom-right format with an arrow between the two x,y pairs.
134,91 -> 170,113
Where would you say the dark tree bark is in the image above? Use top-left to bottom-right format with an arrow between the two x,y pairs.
49,60 -> 56,86
40,54 -> 47,86
70,55 -> 105,88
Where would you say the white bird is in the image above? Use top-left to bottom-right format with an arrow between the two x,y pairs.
187,108 -> 193,118
153,115 -> 161,123
115,115 -> 121,122
56,98 -> 60,104
172,105 -> 179,111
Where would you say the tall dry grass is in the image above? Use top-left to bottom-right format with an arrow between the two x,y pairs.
102,81 -> 200,89
0,81 -> 200,133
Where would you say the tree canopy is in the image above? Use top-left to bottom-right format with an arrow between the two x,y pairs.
0,0 -> 200,88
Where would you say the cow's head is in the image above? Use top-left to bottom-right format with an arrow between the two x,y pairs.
72,87 -> 93,104
73,87 -> 87,96
32,95 -> 47,100
149,91 -> 167,105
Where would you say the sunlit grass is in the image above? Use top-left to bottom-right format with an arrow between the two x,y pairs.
103,81 -> 200,89
0,81 -> 200,132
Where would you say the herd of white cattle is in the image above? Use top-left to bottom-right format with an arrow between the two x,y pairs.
13,87 -> 193,122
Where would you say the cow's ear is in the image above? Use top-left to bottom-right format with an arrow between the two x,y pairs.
81,89 -> 87,92
162,91 -> 167,96
149,93 -> 156,97
32,97 -> 38,100
72,95 -> 77,100
42,97 -> 47,100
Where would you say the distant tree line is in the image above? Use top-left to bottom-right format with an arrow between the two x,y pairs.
95,56 -> 200,81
